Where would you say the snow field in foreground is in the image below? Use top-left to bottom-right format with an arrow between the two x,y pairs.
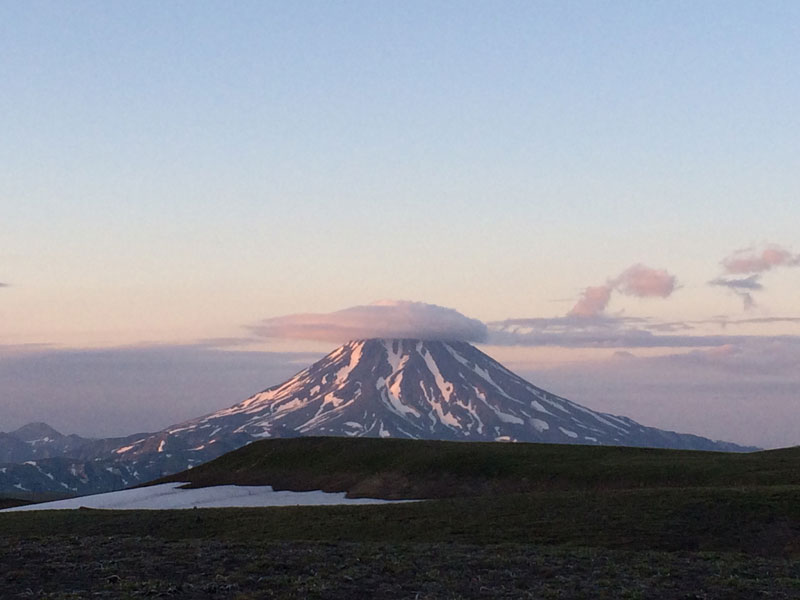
1,482 -> 408,511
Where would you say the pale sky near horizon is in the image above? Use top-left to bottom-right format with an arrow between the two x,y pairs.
2,2 -> 799,447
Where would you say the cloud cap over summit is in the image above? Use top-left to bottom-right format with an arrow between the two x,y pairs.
250,300 -> 489,343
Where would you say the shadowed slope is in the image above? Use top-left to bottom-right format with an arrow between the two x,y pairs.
158,437 -> 799,499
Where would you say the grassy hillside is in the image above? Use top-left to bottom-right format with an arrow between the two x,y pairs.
158,436 -> 800,499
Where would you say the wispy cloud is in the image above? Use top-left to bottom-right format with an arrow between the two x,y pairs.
708,275 -> 763,290
488,315 -> 800,349
658,315 -> 800,330
569,264 -> 677,317
722,244 -> 800,274
708,275 -> 763,310
719,316 -> 800,326
0,282 -> 9,288
710,244 -> 800,309
489,316 -> 743,348
249,300 -> 488,343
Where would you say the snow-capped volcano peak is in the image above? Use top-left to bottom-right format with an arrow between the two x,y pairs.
111,338 -> 745,452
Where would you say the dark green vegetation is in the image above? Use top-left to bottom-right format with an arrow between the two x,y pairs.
2,486 -> 799,555
160,436 -> 800,498
2,438 -> 798,598
2,537 -> 798,599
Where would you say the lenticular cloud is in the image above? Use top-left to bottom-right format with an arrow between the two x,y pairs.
251,300 -> 488,343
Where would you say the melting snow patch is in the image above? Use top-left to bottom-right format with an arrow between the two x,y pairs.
335,343 -> 364,385
558,427 -> 579,439
380,384 -> 420,418
493,410 -> 523,425
1,482 -> 412,512
166,425 -> 194,435
530,418 -> 550,432
274,398 -> 304,413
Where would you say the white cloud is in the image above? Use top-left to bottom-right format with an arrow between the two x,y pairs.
250,300 -> 488,343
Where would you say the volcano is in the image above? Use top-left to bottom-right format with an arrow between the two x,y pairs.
113,338 -> 750,459
1,339 -> 754,496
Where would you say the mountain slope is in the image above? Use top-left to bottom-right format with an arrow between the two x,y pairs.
114,339 -> 752,461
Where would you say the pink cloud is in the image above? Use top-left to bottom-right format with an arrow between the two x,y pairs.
568,285 -> 613,317
568,264 -> 678,317
613,264 -> 677,298
250,300 -> 488,343
722,245 -> 800,274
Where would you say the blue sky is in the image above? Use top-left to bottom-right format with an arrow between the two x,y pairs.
1,2 -> 799,446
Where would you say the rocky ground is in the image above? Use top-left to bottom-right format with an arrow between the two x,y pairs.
2,536 -> 799,599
